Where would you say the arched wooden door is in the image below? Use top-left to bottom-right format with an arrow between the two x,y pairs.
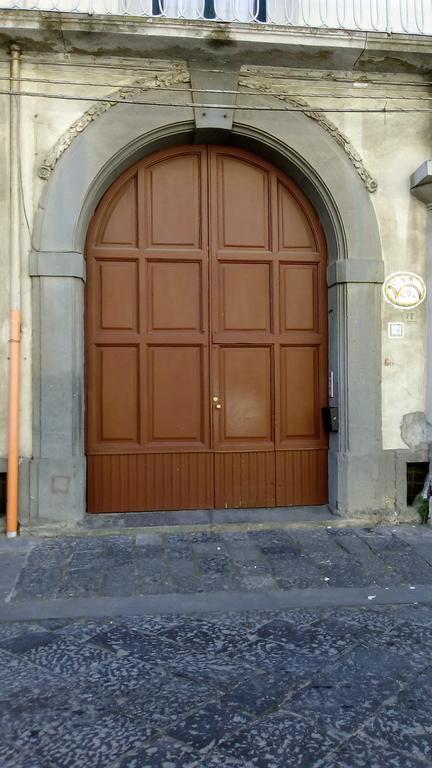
86,146 -> 328,513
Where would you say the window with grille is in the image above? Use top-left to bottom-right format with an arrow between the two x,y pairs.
151,1 -> 267,21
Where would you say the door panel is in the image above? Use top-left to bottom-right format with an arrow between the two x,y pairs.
214,452 -> 276,509
98,176 -> 138,247
214,346 -> 273,447
215,153 -> 271,251
98,346 -> 140,444
145,153 -> 202,248
148,261 -> 203,331
99,260 -> 139,332
280,346 -> 320,442
280,263 -> 318,332
218,262 -> 272,332
87,453 -> 214,513
277,181 -> 316,251
147,346 -> 206,446
276,450 -> 328,506
86,145 -> 328,513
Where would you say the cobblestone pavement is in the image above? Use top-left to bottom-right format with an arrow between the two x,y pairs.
7,525 -> 432,602
3,524 -> 432,766
2,604 -> 432,767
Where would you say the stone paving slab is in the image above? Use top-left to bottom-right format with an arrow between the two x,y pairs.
3,524 -> 432,766
4,525 -> 432,607
2,605 -> 432,767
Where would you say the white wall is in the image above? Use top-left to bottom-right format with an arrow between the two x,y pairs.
335,106 -> 429,450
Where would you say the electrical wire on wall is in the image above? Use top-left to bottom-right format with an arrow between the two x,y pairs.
0,87 -> 432,112
0,68 -> 432,92
1,74 -> 432,101
0,57 -> 432,88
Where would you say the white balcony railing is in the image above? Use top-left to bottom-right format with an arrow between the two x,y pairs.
2,0 -> 432,35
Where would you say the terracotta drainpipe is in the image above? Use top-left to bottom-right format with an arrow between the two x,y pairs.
6,44 -> 21,539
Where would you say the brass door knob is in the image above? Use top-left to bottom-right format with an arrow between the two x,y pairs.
215,403 -> 222,409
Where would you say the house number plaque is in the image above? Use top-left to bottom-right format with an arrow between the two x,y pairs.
383,272 -> 426,309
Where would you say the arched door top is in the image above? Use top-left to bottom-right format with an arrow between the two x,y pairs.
33,108 -> 380,269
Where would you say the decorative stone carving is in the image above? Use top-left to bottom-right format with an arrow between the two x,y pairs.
39,67 -> 376,194
239,75 -> 378,193
38,67 -> 191,180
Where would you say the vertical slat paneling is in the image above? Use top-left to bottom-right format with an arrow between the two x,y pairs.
87,453 -> 213,513
276,450 -> 328,506
214,451 -> 276,508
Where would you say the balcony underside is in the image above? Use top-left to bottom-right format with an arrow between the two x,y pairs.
0,10 -> 432,72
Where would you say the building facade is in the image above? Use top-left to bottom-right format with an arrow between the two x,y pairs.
0,1 -> 431,528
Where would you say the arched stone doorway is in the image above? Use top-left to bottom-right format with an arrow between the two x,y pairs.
85,145 -> 328,513
29,101 -> 387,525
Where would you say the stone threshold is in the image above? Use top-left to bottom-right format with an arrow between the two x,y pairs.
21,517 -> 376,539
1,505 -> 419,539
85,506 -> 335,528
12,503 -> 418,538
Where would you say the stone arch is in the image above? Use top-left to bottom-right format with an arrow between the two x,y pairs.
33,106 -> 379,262
29,100 -> 387,525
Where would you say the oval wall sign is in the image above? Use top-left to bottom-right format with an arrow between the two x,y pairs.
383,271 -> 426,309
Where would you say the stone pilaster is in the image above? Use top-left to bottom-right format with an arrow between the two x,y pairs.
29,251 -> 86,525
411,162 -> 432,452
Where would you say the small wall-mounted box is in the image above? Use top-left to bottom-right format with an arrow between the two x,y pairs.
322,406 -> 339,433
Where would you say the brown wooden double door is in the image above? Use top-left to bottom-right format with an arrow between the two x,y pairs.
86,145 -> 328,513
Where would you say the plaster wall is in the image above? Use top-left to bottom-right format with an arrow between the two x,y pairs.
0,47 -> 429,514
330,103 -> 430,452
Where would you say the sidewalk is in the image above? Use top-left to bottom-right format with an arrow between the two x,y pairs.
2,522 -> 432,768
1,523 -> 432,620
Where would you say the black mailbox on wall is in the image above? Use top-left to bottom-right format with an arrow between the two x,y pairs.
322,407 -> 339,433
